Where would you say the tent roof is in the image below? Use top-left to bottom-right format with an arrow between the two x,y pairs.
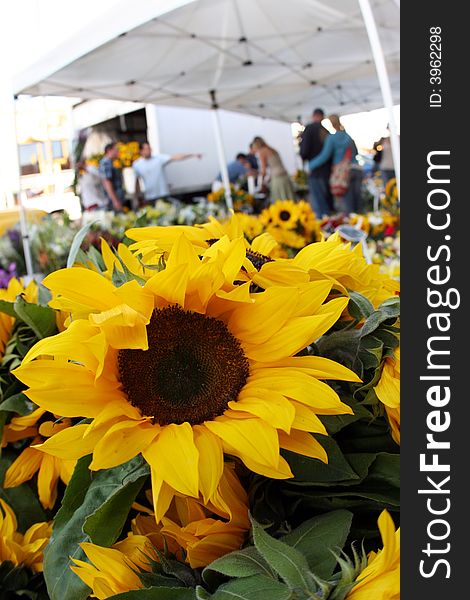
14,0 -> 399,122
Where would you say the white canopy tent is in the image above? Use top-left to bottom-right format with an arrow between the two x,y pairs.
10,0 -> 399,275
15,0 -> 399,121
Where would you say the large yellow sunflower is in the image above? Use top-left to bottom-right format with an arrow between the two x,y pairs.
0,278 -> 37,357
0,498 -> 51,573
3,408 -> 76,509
374,346 -> 400,444
14,234 -> 358,518
346,510 -> 400,600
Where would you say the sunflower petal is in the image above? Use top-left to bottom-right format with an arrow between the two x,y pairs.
89,304 -> 149,350
36,423 -> 102,460
229,391 -> 295,433
90,421 -> 159,471
205,417 -> 279,469
4,447 -> 43,488
145,263 -> 189,307
37,454 -> 59,509
251,355 -> 361,382
150,469 -> 175,523
243,297 -> 349,362
193,425 -> 224,504
44,268 -> 119,314
228,287 -> 299,344
279,429 -> 328,463
143,423 -> 199,497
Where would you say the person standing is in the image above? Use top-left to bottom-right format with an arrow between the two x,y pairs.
98,142 -> 125,212
373,127 -> 396,184
308,114 -> 363,214
216,153 -> 252,184
77,161 -> 108,212
133,142 -> 202,206
299,108 -> 333,217
246,143 -> 259,172
251,136 -> 295,201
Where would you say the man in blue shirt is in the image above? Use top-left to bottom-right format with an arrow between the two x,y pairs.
133,142 -> 202,206
98,143 -> 125,212
216,153 -> 251,184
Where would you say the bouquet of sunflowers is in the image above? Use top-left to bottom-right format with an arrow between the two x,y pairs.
259,199 -> 321,255
1,213 -> 399,599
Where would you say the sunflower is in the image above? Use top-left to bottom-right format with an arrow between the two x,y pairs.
70,538 -> 155,599
72,463 -> 250,596
0,499 -> 51,573
126,214 -> 309,291
292,232 -> 399,307
143,461 -> 249,567
2,408 -> 76,509
346,510 -> 400,600
266,225 -> 307,250
260,200 -> 301,230
14,234 -> 358,518
0,278 -> 37,357
232,212 -> 264,241
374,346 -> 400,444
297,200 -> 320,239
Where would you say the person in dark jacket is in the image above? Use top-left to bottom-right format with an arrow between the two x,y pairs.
299,108 -> 333,217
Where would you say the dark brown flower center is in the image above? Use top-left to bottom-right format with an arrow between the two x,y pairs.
117,306 -> 249,425
279,210 -> 291,221
245,249 -> 273,271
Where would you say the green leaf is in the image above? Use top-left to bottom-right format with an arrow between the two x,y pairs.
137,572 -> 185,589
110,588 -> 197,599
282,510 -> 353,579
204,546 -> 275,581
0,455 -> 47,532
348,291 -> 374,320
358,336 -> 384,371
67,221 -> 95,268
360,302 -> 400,338
0,299 -> 16,317
320,398 -> 371,434
0,393 -> 34,415
37,285 -> 52,306
250,517 -> 315,593
44,455 -> 149,600
204,575 -> 291,600
13,297 -> 57,340
285,436 -> 360,485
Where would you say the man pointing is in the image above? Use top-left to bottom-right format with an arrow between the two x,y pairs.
133,142 -> 202,206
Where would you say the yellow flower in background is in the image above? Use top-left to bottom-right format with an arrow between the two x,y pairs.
0,278 -> 38,357
346,510 -> 400,600
14,233 -> 358,519
374,346 -> 400,444
267,225 -> 307,250
260,200 -> 301,230
297,200 -> 320,236
0,499 -> 51,573
292,232 -> 399,307
3,409 -> 76,509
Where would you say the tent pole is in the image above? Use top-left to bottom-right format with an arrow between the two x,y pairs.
358,0 -> 400,196
12,95 -> 34,279
210,90 -> 233,211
